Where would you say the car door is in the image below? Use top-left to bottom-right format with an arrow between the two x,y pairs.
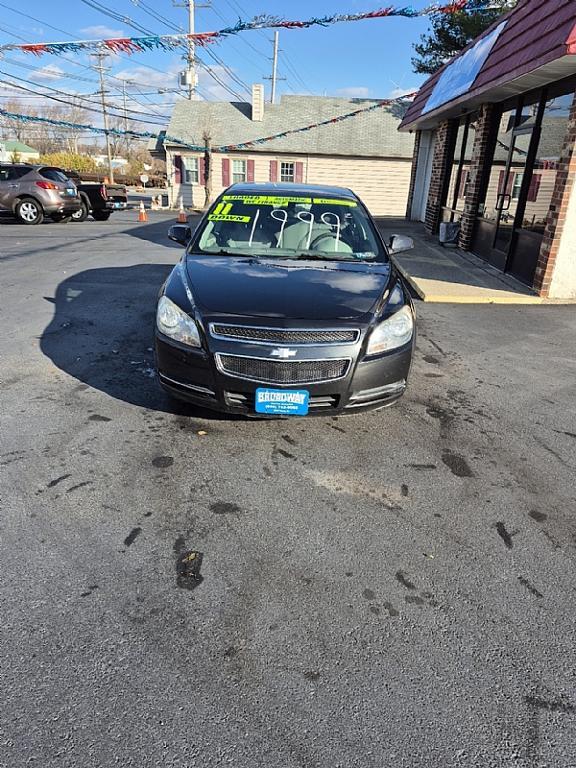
0,166 -> 17,210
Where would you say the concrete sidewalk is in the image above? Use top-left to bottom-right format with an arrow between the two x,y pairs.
375,217 -> 543,304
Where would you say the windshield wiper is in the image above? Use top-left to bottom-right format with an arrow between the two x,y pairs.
286,253 -> 359,262
203,248 -> 254,257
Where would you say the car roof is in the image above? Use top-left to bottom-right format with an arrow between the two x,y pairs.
227,182 -> 357,200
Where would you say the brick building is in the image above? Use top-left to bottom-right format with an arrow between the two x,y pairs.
153,87 -> 415,217
399,0 -> 576,299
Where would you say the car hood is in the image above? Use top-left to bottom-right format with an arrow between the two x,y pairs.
185,255 -> 391,320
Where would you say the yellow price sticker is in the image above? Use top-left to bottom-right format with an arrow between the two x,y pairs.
208,214 -> 251,223
222,195 -> 312,206
312,198 -> 357,206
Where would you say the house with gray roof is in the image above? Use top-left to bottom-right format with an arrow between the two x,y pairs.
155,85 -> 415,216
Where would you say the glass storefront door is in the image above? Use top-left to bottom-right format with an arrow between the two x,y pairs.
492,128 -> 533,257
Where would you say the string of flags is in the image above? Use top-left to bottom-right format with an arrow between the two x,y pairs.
0,2 -> 482,57
0,94 -> 415,153
218,95 -> 417,151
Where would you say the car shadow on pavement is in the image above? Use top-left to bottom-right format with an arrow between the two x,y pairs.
40,263 -> 230,418
126,214 -> 201,248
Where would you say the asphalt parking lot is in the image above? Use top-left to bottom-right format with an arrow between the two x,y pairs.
1,211 -> 576,768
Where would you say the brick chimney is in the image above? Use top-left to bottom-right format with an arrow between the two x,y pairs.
251,84 -> 265,122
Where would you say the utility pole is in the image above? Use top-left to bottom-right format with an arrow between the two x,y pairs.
122,80 -> 128,134
174,0 -> 210,100
93,52 -> 114,183
264,31 -> 285,104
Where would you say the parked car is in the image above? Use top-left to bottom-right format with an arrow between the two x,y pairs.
155,182 -> 415,417
64,170 -> 128,221
0,163 -> 81,224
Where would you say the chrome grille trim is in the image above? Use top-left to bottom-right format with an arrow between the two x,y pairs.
215,353 -> 351,385
209,323 -> 359,346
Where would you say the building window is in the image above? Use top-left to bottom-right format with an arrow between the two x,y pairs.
511,172 -> 523,200
441,114 -> 477,223
232,159 -> 246,183
183,157 -> 199,184
280,162 -> 295,183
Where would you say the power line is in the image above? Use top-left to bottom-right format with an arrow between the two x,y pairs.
0,1 -> 178,118
0,70 -> 170,123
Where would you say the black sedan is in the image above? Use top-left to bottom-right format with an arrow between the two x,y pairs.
155,183 -> 415,417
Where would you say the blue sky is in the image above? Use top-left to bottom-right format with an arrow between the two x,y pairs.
0,0 -> 433,132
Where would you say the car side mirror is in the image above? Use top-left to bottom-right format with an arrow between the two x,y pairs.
168,224 -> 191,246
388,234 -> 414,255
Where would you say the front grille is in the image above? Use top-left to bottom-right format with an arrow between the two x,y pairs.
210,324 -> 358,345
216,354 -> 350,384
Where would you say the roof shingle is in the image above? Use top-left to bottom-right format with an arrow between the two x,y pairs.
165,94 -> 415,158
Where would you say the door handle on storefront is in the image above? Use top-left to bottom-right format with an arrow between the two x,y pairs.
496,193 -> 511,211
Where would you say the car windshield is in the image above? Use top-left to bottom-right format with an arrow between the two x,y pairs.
192,193 -> 387,262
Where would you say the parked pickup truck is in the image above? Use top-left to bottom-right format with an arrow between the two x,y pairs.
64,170 -> 128,222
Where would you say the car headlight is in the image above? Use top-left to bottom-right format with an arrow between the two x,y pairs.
156,295 -> 201,347
366,305 -> 413,356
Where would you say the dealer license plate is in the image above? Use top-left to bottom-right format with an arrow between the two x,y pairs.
114,202 -> 124,208
255,388 -> 309,416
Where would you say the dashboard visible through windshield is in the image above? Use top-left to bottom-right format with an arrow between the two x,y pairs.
192,193 -> 387,263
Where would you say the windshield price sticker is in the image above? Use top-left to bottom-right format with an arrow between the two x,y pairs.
208,213 -> 251,222
222,195 -> 312,206
312,198 -> 357,207
221,195 -> 357,208
255,388 -> 310,416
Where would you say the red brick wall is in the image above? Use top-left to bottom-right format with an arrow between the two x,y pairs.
533,90 -> 576,296
459,103 -> 495,251
424,119 -> 457,234
405,130 -> 421,219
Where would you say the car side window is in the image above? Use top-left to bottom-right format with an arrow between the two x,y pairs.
0,168 -> 10,182
10,167 -> 32,180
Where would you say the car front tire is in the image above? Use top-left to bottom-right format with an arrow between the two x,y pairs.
15,198 -> 44,225
92,210 -> 111,221
71,200 -> 89,222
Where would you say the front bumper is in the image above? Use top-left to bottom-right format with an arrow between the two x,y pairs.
155,331 -> 413,417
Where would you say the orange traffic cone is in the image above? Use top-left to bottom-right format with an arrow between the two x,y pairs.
138,200 -> 148,222
177,203 -> 187,224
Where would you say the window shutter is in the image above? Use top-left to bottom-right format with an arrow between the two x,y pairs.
527,173 -> 541,203
505,172 -> 515,196
199,157 -> 206,185
173,154 -> 182,184
222,158 -> 230,187
497,170 -> 505,195
269,160 -> 278,182
247,159 -> 255,183
295,162 -> 304,183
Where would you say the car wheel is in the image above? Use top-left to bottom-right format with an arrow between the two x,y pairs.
51,213 -> 72,223
15,198 -> 43,225
71,201 -> 89,222
92,210 -> 111,221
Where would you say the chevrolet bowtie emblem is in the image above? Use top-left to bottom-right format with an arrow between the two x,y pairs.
270,347 -> 297,359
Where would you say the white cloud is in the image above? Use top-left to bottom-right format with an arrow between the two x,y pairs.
114,62 -> 246,103
388,87 -> 416,99
335,86 -> 370,98
33,65 -> 66,82
80,25 -> 124,39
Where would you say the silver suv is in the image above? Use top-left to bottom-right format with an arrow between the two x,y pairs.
0,164 -> 81,224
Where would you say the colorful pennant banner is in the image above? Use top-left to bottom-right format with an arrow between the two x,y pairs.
0,2 -> 481,57
0,94 -> 415,152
